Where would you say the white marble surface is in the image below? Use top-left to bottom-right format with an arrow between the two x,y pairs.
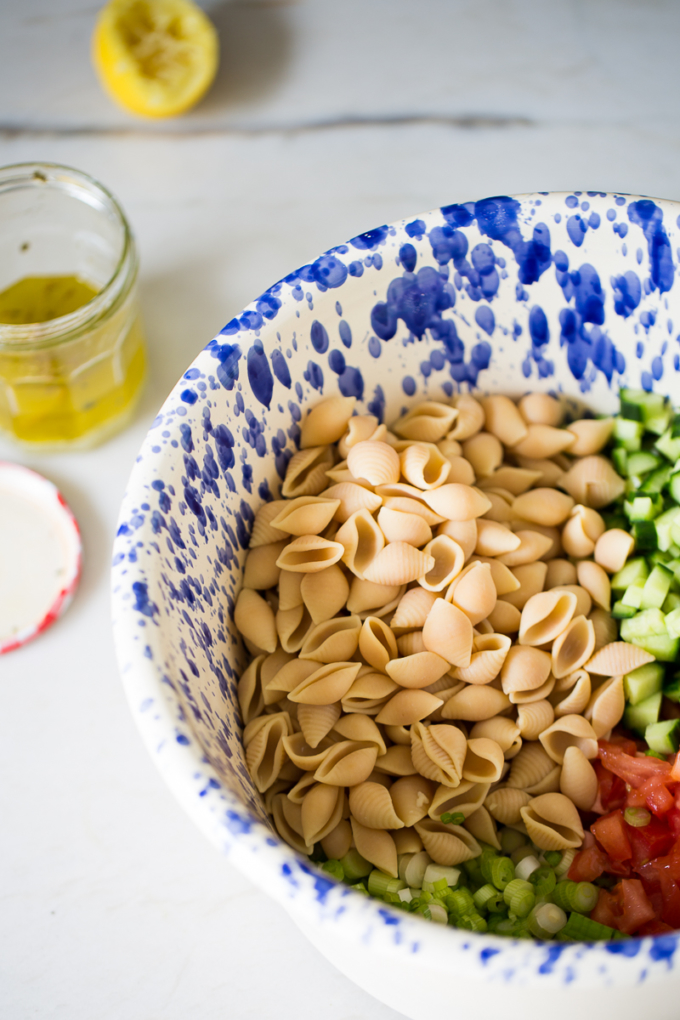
1,2 -> 679,1017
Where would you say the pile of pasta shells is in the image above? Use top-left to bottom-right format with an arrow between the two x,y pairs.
235,392 -> 652,880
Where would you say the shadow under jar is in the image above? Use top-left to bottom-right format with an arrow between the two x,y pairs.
0,163 -> 146,448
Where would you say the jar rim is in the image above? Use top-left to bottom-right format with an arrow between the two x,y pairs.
0,162 -> 136,350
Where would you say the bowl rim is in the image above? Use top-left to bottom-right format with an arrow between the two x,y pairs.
112,191 -> 680,985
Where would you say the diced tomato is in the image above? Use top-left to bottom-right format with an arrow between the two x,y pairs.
627,818 -> 675,867
640,776 -> 676,817
592,810 -> 633,861
671,753 -> 680,782
591,887 -> 622,930
568,844 -> 610,882
593,758 -> 627,811
599,741 -> 672,789
618,879 -> 657,934
606,734 -> 640,756
637,919 -> 676,935
656,870 -> 680,928
669,808 -> 680,839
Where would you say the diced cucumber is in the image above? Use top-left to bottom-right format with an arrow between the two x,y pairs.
612,558 -> 650,591
624,691 -> 663,735
611,447 -> 629,476
663,675 -> 680,703
650,548 -> 673,566
612,601 -> 639,619
621,581 -> 645,609
632,520 -> 658,551
618,392 -> 645,422
655,428 -> 680,461
645,719 -> 680,754
640,564 -> 674,610
624,493 -> 664,522
645,406 -> 673,437
665,607 -> 680,639
613,416 -> 644,451
621,608 -> 669,639
635,634 -> 680,661
669,473 -> 680,505
602,511 -> 629,532
670,413 -> 680,439
641,465 -> 674,493
662,592 -> 680,614
623,662 -> 665,705
627,451 -> 661,476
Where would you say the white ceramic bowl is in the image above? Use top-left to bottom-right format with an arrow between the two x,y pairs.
112,192 -> 680,1020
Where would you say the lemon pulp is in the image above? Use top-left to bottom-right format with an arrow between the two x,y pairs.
0,275 -> 146,445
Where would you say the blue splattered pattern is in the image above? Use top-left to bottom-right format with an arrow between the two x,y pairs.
113,193 -> 680,990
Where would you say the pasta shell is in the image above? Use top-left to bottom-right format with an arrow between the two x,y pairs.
436,519 -> 478,561
270,496 -> 341,538
335,509 -> 385,579
499,561 -> 547,610
386,651 -> 451,689
244,712 -> 293,792
508,673 -> 556,705
539,713 -> 598,764
520,792 -> 584,851
342,670 -> 399,714
261,647 -> 295,705
315,740 -> 379,786
278,569 -> 304,611
594,529 -> 635,574
462,738 -> 505,783
516,699 -> 555,740
515,456 -> 565,488
561,505 -> 606,559
289,661 -> 362,705
558,455 -> 626,508
478,466 -> 542,496
249,500 -> 290,547
333,713 -> 386,755
383,494 -> 445,526
513,424 -> 575,459
410,721 -> 467,787
299,564 -> 350,625
374,745 -> 418,776
585,641 -> 654,676
392,828 -> 424,855
265,657 -> 318,695
300,396 -> 356,448
442,455 -> 476,485
418,535 -> 465,592
322,482 -> 383,523
551,669 -> 592,718
496,529 -> 554,567
390,774 -> 436,827
281,732 -> 335,771
486,600 -> 521,635
238,654 -> 266,724
448,394 -> 485,441
440,684 -> 511,722
482,489 -> 521,524
589,608 -> 618,653
585,674 -> 626,738
545,558 -> 577,589
447,562 -> 497,626
299,615 -> 361,663
397,631 -> 426,656
392,401 -> 458,442
474,519 -> 521,557
470,717 -> 521,757
350,817 -> 398,877
282,771 -> 317,806
349,781 -> 404,830
486,787 -> 534,826
347,440 -> 400,486
551,616 -> 595,678
276,535 -> 344,573
566,417 -> 615,456
234,588 -> 278,654
390,587 -> 438,632
501,645 -> 552,693
424,484 -> 492,521
551,584 -> 592,619
519,590 -> 577,646
399,442 -> 451,490
275,606 -> 313,652
428,780 -> 490,820
297,702 -> 342,749
363,542 -> 435,585
462,432 -> 503,478
518,393 -> 563,427
358,616 -> 398,671
346,577 -> 403,615
377,507 -> 432,546
282,445 -> 335,498
481,395 -> 528,448
507,741 -> 560,792
242,541 -> 286,590
272,794 -> 311,854
376,689 -> 444,726
325,460 -> 371,486
414,818 -> 482,866
464,806 -> 501,850
576,560 -> 611,612
337,414 -> 382,458
450,634 -> 511,685
559,745 -> 598,811
422,599 -> 473,667
301,783 -> 346,844
512,488 -> 575,527
321,818 -> 353,860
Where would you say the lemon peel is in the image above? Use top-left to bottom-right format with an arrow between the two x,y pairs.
92,0 -> 218,118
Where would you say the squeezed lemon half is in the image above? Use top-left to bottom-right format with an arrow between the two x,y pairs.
92,0 -> 219,118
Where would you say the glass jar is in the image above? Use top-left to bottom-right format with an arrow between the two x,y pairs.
0,162 -> 146,447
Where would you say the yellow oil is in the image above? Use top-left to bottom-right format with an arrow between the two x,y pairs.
0,275 -> 146,445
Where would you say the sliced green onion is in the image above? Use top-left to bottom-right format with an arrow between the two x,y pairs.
321,859 -> 344,881
440,811 -> 465,825
527,902 -> 568,939
462,856 -> 485,886
542,851 -> 562,868
422,863 -> 461,889
561,912 -> 617,941
551,880 -> 598,914
554,849 -> 576,878
530,865 -> 557,900
511,843 -> 538,866
456,912 -> 487,932
422,876 -> 450,895
473,883 -> 505,912
514,855 -> 541,882
448,887 -> 475,916
479,847 -> 498,884
427,902 -> 448,924
367,870 -> 405,898
402,851 -> 432,889
397,887 -> 413,903
503,878 -> 535,918
624,806 -> 652,827
340,848 -> 373,883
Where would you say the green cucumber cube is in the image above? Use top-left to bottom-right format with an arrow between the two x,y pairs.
645,719 -> 680,755
640,565 -> 673,610
662,593 -> 680,614
614,416 -> 644,450
632,520 -> 658,551
625,494 -> 663,522
666,607 -> 680,639
621,581 -> 645,609
655,428 -> 680,461
627,451 -> 661,476
624,691 -> 663,735
612,558 -> 650,591
612,601 -> 638,620
623,662 -> 665,705
663,675 -> 680,703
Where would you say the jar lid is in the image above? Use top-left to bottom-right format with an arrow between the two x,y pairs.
0,462 -> 81,653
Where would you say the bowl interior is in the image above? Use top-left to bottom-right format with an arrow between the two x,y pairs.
112,190 -> 680,939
